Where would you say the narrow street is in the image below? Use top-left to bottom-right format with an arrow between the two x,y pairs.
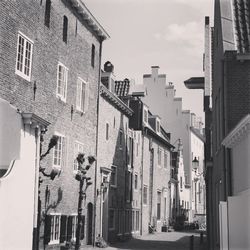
83,231 -> 207,250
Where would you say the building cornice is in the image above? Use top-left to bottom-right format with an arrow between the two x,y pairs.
100,84 -> 133,117
22,113 -> 50,131
222,114 -> 250,148
69,0 -> 110,40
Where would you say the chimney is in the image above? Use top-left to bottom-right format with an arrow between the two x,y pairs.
151,66 -> 159,80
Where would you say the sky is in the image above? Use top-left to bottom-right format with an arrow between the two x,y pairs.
84,0 -> 214,119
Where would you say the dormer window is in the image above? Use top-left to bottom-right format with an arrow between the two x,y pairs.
156,119 -> 160,134
143,107 -> 148,125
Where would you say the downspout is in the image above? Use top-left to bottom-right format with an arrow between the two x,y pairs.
93,37 -> 103,246
140,128 -> 144,235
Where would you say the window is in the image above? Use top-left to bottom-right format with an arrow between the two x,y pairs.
164,151 -> 168,168
71,215 -> 77,241
143,107 -> 148,124
109,209 -> 115,230
143,185 -> 148,205
57,63 -> 68,102
110,166 -> 117,187
73,142 -> 84,171
91,44 -> 95,67
136,210 -> 140,231
63,15 -> 68,43
53,134 -> 65,169
156,120 -> 160,133
128,137 -> 133,166
106,123 -> 109,140
180,176 -> 183,189
50,214 -> 61,244
44,0 -> 51,27
16,32 -> 33,81
119,130 -> 123,147
157,191 -> 161,220
76,77 -> 88,112
134,173 -> 138,190
198,183 -> 201,203
158,146 -> 162,166
125,171 -> 132,202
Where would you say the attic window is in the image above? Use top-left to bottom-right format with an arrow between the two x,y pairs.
143,107 -> 148,124
156,120 -> 160,134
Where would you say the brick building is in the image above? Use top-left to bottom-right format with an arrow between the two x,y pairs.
128,96 -> 173,235
96,62 -> 136,243
185,1 -> 250,249
0,0 -> 108,249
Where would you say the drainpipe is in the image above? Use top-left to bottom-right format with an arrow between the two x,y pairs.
93,37 -> 103,247
140,129 -> 144,235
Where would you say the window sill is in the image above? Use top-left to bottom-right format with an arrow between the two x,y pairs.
48,240 -> 60,245
56,95 -> 67,103
15,70 -> 31,82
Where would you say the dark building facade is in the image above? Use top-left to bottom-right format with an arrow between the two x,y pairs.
0,0 -> 108,249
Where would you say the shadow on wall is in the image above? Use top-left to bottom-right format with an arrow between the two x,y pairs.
106,112 -> 133,243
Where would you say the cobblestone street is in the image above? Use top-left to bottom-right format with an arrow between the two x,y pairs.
83,231 -> 207,250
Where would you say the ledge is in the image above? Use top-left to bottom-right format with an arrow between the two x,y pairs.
69,0 -> 110,40
222,114 -> 250,148
100,84 -> 133,117
22,113 -> 50,131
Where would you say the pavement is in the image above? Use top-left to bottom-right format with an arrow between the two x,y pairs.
81,231 -> 207,250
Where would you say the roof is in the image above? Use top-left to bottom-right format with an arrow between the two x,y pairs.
114,80 -> 130,97
233,0 -> 250,53
68,0 -> 110,40
100,84 -> 133,117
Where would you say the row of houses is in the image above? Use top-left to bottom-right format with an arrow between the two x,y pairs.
0,1 -> 205,249
185,1 -> 250,249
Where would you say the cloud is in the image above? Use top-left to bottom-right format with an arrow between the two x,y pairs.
153,22 -> 203,55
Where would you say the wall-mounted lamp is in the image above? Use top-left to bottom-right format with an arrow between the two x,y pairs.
192,157 -> 199,171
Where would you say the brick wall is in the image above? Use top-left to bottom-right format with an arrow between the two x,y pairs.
224,51 -> 250,133
0,0 -> 102,248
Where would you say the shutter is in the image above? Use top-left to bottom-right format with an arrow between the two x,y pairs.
84,82 -> 89,112
76,78 -> 81,110
60,215 -> 67,243
67,216 -> 73,242
44,215 -> 52,245
80,215 -> 85,240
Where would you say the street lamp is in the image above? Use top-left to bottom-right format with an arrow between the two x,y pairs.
74,153 -> 96,250
192,157 -> 199,172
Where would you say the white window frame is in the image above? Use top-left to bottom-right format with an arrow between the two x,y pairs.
56,62 -> 68,102
110,165 -> 117,188
52,132 -> 65,170
76,77 -> 89,113
73,141 -> 84,172
49,213 -> 61,245
15,32 -> 33,81
143,106 -> 148,125
71,214 -> 77,242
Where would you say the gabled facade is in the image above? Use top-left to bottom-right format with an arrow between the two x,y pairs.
0,0 -> 108,249
142,67 -> 206,223
128,97 -> 173,234
96,64 -> 135,243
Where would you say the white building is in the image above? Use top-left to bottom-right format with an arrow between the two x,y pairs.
142,66 -> 205,222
